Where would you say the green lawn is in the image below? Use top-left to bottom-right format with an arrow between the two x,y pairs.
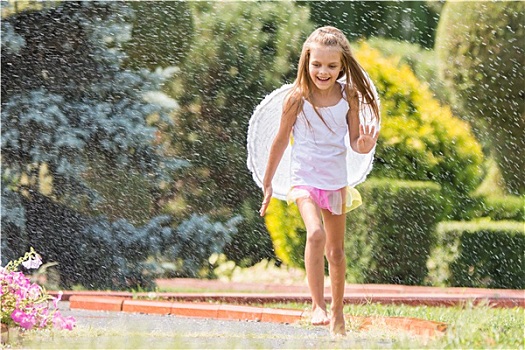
267,301 -> 524,349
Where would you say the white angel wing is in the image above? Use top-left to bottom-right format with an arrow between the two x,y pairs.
247,78 -> 380,200
247,84 -> 293,200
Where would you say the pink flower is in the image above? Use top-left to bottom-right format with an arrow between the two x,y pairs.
26,283 -> 42,299
53,312 -> 76,330
38,308 -> 50,328
11,309 -> 36,329
53,291 -> 63,308
2,249 -> 76,331
10,309 -> 25,323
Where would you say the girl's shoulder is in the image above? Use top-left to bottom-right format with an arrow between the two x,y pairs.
284,87 -> 305,106
282,87 -> 304,119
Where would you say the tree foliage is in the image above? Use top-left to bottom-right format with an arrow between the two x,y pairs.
435,2 -> 525,195
123,1 -> 193,70
308,1 -> 442,49
365,37 -> 450,106
168,1 -> 313,265
1,2 -> 180,201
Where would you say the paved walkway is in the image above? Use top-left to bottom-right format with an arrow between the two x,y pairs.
18,280 -> 523,349
44,303 -> 391,349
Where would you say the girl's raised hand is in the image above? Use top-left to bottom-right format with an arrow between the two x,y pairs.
259,185 -> 273,217
357,124 -> 379,154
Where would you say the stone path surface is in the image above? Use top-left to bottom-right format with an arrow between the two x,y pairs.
22,302 -> 396,349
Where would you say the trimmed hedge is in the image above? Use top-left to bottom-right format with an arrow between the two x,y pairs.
478,196 -> 525,222
427,220 -> 525,289
445,194 -> 525,222
346,178 -> 443,285
265,178 -> 444,283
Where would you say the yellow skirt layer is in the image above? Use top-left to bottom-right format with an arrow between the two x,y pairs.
286,185 -> 362,215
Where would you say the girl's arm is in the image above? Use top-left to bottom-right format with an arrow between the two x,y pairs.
347,92 -> 379,154
259,95 -> 298,216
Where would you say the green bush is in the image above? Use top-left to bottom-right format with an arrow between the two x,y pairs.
346,178 -> 443,285
427,220 -> 525,289
469,195 -> 525,222
435,2 -> 525,194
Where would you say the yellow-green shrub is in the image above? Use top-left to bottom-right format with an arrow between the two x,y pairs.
354,42 -> 484,197
264,198 -> 305,268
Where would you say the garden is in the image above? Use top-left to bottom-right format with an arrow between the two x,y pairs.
1,1 -> 523,349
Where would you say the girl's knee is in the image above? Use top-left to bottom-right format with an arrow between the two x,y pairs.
326,247 -> 345,265
307,227 -> 325,246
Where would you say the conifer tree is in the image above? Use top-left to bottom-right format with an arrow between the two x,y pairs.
1,1 -> 239,289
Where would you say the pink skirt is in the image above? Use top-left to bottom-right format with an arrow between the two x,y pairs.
286,185 -> 362,215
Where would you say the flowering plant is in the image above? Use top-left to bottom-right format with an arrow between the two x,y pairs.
0,248 -> 75,331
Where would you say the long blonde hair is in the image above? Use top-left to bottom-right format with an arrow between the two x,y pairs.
285,26 -> 380,124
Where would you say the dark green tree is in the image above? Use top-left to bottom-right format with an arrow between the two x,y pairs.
122,1 -> 193,70
307,1 -> 442,49
435,2 -> 525,195
168,2 -> 313,265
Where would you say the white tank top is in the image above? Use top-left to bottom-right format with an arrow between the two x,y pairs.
291,86 -> 349,190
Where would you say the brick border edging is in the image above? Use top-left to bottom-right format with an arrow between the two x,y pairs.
68,296 -> 303,324
55,290 -> 525,308
69,296 -> 447,337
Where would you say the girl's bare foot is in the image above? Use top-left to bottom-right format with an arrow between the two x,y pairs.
311,305 -> 330,326
330,312 -> 346,336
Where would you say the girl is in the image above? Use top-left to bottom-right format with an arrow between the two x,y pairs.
259,26 -> 380,336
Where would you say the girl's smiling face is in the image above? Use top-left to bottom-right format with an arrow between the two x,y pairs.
308,44 -> 342,91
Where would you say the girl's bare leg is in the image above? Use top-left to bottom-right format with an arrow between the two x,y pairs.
296,197 -> 329,326
321,190 -> 347,336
